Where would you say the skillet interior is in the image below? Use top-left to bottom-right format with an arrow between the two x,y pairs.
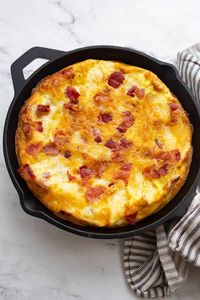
3,46 -> 200,238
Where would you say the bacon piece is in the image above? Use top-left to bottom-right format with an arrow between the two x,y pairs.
168,102 -> 179,111
170,110 -> 179,124
67,171 -> 76,181
26,142 -> 42,155
121,163 -> 132,171
116,111 -> 134,133
143,164 -> 168,179
23,123 -> 30,134
155,138 -> 163,149
125,212 -> 138,224
116,123 -> 127,133
18,164 -> 35,181
122,112 -> 134,127
63,102 -> 79,111
108,79 -> 120,88
33,121 -> 43,132
64,150 -> 71,158
115,163 -> 132,184
86,186 -> 105,202
43,172 -> 51,179
108,71 -> 125,88
123,111 -> 132,117
127,85 -> 145,99
92,128 -> 102,143
98,112 -> 113,123
155,149 -> 181,163
36,104 -> 50,117
42,142 -> 59,155
61,67 -> 75,80
94,136 -> 102,143
111,151 -> 124,162
94,91 -> 111,103
93,161 -> 107,178
21,106 -> 28,115
110,71 -> 125,83
134,87 -> 145,99
79,166 -> 94,182
105,139 -> 118,150
168,149 -> 181,162
143,166 -> 160,179
23,121 -> 43,138
157,164 -> 168,176
54,130 -> 68,146
160,152 -> 172,161
153,151 -> 169,161
168,102 -> 180,124
23,122 -> 31,139
127,86 -> 136,97
119,138 -> 133,149
65,86 -> 80,103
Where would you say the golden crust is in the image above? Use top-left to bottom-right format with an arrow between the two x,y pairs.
16,59 -> 192,227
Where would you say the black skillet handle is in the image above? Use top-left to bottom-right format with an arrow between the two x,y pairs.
11,46 -> 66,95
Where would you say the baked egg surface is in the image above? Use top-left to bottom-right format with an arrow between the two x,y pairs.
16,59 -> 192,226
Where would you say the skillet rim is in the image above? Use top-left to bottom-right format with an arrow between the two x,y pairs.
3,45 -> 200,239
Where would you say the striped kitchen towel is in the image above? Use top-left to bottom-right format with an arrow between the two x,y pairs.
123,43 -> 200,298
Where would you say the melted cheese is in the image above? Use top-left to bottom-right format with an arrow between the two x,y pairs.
16,59 -> 192,227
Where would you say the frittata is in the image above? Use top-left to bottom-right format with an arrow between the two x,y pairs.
16,59 -> 192,227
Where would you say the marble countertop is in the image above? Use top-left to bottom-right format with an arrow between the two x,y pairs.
0,0 -> 200,299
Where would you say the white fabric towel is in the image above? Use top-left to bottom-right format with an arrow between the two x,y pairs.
123,43 -> 200,298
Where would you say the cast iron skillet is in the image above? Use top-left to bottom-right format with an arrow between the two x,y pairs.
3,46 -> 200,239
